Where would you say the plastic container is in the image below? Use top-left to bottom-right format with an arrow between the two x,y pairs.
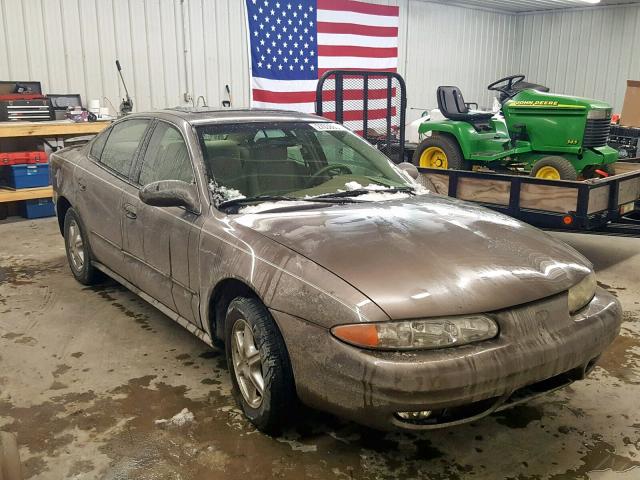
21,198 -> 55,219
0,164 -> 50,189
0,151 -> 48,165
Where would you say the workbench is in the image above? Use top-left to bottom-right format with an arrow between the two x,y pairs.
0,120 -> 110,211
0,120 -> 110,138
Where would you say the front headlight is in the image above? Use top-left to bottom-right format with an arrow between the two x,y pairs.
331,315 -> 498,351
568,272 -> 597,314
587,108 -> 612,120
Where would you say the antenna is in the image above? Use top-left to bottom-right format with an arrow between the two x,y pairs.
115,60 -> 133,116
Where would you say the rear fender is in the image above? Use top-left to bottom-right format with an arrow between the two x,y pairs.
417,121 -> 477,158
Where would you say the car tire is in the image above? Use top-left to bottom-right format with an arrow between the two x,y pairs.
412,134 -> 470,170
224,296 -> 296,435
0,432 -> 23,480
63,207 -> 101,285
530,156 -> 578,180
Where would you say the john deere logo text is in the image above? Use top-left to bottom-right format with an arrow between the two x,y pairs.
511,100 -> 559,106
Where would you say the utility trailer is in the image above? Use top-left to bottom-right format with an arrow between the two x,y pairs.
416,161 -> 640,236
314,69 -> 640,236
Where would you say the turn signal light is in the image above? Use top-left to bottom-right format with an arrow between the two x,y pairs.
331,315 -> 498,351
331,324 -> 379,348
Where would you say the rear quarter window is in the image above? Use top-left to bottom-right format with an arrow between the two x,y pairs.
99,119 -> 150,177
90,128 -> 111,160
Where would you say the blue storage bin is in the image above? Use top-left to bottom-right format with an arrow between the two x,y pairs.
21,198 -> 55,219
0,164 -> 50,189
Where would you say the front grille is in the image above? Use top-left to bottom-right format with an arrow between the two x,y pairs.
583,117 -> 611,147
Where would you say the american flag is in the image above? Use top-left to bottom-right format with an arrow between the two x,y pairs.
245,0 -> 400,129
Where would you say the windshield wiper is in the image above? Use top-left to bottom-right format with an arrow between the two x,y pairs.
218,194 -> 363,209
313,186 -> 415,199
218,195 -> 297,208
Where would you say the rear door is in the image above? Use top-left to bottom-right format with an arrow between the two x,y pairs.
121,119 -> 203,325
75,118 -> 151,278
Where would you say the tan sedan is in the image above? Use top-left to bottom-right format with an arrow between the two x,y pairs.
51,109 -> 621,433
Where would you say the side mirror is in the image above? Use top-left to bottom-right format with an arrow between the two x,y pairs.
397,162 -> 419,180
139,180 -> 199,213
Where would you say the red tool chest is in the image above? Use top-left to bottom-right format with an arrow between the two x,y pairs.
0,151 -> 49,166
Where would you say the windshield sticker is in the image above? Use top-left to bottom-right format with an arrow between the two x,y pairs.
311,122 -> 348,132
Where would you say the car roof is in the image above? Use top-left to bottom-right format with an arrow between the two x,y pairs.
131,107 -> 333,126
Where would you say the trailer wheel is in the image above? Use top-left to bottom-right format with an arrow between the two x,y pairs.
413,135 -> 470,171
0,432 -> 23,480
530,156 -> 577,181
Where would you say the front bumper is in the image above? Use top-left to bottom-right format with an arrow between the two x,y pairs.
271,287 -> 622,431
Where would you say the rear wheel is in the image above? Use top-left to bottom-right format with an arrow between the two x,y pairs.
63,208 -> 101,285
413,134 -> 470,170
0,432 -> 22,480
530,156 -> 577,181
224,297 -> 296,435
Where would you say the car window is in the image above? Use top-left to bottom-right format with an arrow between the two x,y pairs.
90,128 -> 111,160
100,119 -> 150,177
138,122 -> 194,186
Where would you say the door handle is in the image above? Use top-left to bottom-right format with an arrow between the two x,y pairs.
124,204 -> 137,219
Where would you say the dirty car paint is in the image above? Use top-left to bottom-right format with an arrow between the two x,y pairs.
49,109 -> 623,432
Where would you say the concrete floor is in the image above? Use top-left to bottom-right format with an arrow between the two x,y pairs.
0,217 -> 639,480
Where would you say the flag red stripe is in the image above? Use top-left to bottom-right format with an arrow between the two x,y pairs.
318,45 -> 397,58
323,107 -> 397,122
318,67 -> 397,76
253,90 -> 316,103
253,87 -> 397,103
317,22 -> 398,37
317,0 -> 400,17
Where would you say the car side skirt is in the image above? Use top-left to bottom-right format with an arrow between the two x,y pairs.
93,261 -> 214,347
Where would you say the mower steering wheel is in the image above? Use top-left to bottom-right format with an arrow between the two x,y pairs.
310,163 -> 353,180
487,74 -> 526,96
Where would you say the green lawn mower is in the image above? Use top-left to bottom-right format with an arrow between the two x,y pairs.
412,75 -> 618,180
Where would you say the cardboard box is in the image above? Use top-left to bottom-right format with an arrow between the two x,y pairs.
621,80 -> 640,128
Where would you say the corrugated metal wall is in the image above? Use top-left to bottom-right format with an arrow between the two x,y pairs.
0,0 -> 638,115
0,0 -> 250,113
0,0 -> 513,116
403,0 -> 517,119
514,4 -> 640,112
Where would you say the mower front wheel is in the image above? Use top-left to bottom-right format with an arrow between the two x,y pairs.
413,135 -> 470,171
530,156 -> 577,181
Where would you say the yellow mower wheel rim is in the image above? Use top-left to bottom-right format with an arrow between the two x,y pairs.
535,166 -> 561,180
419,147 -> 448,169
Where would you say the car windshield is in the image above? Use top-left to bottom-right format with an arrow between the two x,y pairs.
196,121 -> 414,207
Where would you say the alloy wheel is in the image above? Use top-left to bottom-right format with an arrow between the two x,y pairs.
67,219 -> 85,271
231,318 -> 265,408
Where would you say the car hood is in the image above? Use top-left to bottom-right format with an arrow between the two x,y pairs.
234,195 -> 592,320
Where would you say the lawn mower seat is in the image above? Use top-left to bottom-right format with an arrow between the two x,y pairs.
437,86 -> 494,125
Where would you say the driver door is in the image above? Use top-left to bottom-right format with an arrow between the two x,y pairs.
121,120 -> 203,325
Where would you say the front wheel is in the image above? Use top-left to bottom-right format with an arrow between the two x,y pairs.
224,297 -> 296,435
530,156 -> 578,181
412,135 -> 470,171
